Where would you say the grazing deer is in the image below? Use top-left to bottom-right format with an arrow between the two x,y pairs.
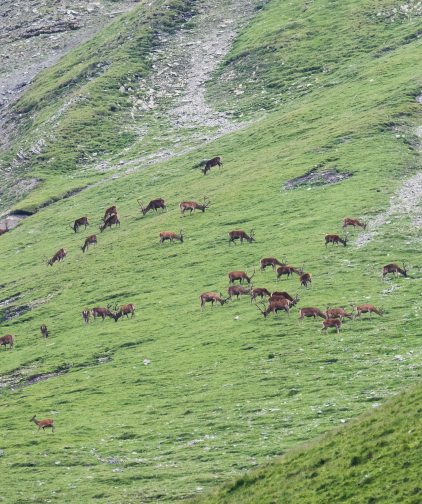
200,292 -> 228,310
270,291 -> 300,306
81,235 -> 97,253
70,216 -> 89,233
47,248 -> 67,266
198,156 -> 223,175
343,217 -> 366,230
113,304 -> 135,321
92,307 -> 115,320
179,197 -> 210,215
227,285 -> 251,300
322,318 -> 342,333
103,205 -> 117,222
250,287 -> 271,303
260,257 -> 286,271
256,298 -> 292,317
228,270 -> 255,285
0,221 -> 9,236
139,198 -> 166,216
325,234 -> 347,246
100,213 -> 120,232
276,265 -> 302,280
0,334 -> 14,350
228,229 -> 255,245
159,230 -> 184,244
82,309 -> 91,324
382,263 -> 407,278
30,415 -> 54,432
299,307 -> 326,320
355,304 -> 384,318
40,324 -> 48,338
300,272 -> 312,288
325,308 -> 354,320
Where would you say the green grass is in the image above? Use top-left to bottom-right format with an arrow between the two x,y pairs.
0,0 -> 421,502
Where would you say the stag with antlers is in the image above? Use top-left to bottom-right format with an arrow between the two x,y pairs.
325,234 -> 348,247
256,298 -> 292,317
91,306 -> 115,321
113,304 -> 136,321
228,229 -> 255,245
138,198 -> 166,216
200,292 -> 228,310
159,230 -> 184,244
179,196 -> 210,215
382,263 -> 407,278
343,218 -> 367,230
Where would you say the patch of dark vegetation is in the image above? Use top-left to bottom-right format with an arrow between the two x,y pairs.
0,304 -> 31,322
0,293 -> 22,307
9,209 -> 34,217
284,167 -> 353,190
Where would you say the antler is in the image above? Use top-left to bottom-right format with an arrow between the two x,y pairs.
254,301 -> 265,315
137,199 -> 144,208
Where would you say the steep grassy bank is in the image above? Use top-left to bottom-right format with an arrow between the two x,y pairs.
0,0 -> 421,501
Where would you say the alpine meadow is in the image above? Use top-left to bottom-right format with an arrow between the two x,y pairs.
0,0 -> 421,502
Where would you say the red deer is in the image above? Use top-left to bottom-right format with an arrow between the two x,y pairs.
270,291 -> 300,306
325,234 -> 347,246
382,262 -> 407,278
355,304 -> 384,318
228,229 -> 255,245
40,324 -> 49,338
0,221 -> 9,236
47,248 -> 67,266
81,235 -> 97,253
227,285 -> 251,300
300,272 -> 312,288
138,198 -> 166,216
103,205 -> 117,221
92,307 -> 115,321
198,156 -> 223,175
299,307 -> 326,320
179,197 -> 210,215
113,304 -> 135,322
100,213 -> 120,232
0,334 -> 14,350
250,287 -> 271,302
276,265 -> 302,280
260,257 -> 286,271
228,270 -> 255,285
82,309 -> 91,324
200,292 -> 228,310
343,217 -> 367,230
322,318 -> 342,333
325,308 -> 353,320
30,415 -> 54,432
160,230 -> 184,244
256,298 -> 292,317
70,216 -> 89,233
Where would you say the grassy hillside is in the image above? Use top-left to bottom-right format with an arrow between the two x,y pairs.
195,383 -> 422,503
0,0 -> 421,502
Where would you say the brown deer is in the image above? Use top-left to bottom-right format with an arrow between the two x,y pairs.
159,230 -> 183,244
200,292 -> 228,310
199,156 -> 223,175
256,298 -> 292,317
179,197 -> 210,215
228,229 -> 255,245
343,217 -> 367,230
30,415 -> 54,432
299,307 -> 326,320
382,263 -> 407,278
322,318 -> 342,333
139,198 -> 166,216
103,205 -> 117,221
325,307 -> 354,320
355,304 -> 384,318
81,235 -> 97,253
325,234 -> 347,246
0,221 -> 9,236
82,309 -> 91,324
260,257 -> 286,271
40,324 -> 49,338
0,334 -> 14,350
250,287 -> 271,302
300,272 -> 312,288
47,248 -> 67,266
270,291 -> 300,306
276,265 -> 302,280
113,304 -> 135,321
92,307 -> 115,320
228,270 -> 255,285
70,216 -> 89,233
227,285 -> 251,300
100,214 -> 120,232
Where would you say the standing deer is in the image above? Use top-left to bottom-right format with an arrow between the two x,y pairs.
270,291 -> 300,306
382,263 -> 407,278
343,218 -> 366,230
81,235 -> 97,253
138,198 -> 166,216
47,248 -> 67,266
113,304 -> 135,321
198,156 -> 223,175
322,318 -> 342,333
227,286 -> 251,300
92,306 -> 115,320
325,234 -> 348,246
103,205 -> 117,221
250,287 -> 271,302
256,298 -> 292,317
159,230 -> 184,244
325,308 -> 353,320
70,216 -> 89,233
276,265 -> 302,280
299,307 -> 326,320
228,270 -> 255,285
179,197 -> 210,215
40,325 -> 48,338
354,304 -> 384,318
260,257 -> 286,271
200,292 -> 228,310
82,309 -> 91,324
228,229 -> 255,245
300,272 -> 312,288
100,214 -> 120,232
30,415 -> 55,432
0,334 -> 14,349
